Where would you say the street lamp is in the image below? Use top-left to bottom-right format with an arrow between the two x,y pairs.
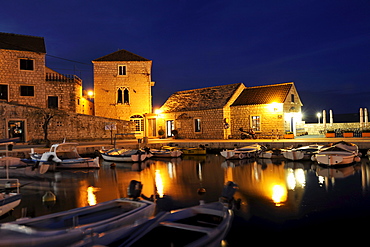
317,112 -> 322,124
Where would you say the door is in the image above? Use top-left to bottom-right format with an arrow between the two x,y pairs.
166,120 -> 174,137
8,120 -> 25,142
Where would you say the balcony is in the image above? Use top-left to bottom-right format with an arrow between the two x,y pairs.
46,73 -> 82,85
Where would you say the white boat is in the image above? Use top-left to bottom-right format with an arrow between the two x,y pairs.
118,181 -> 238,247
101,148 -> 153,162
0,179 -> 21,217
282,144 -> 323,161
150,149 -> 182,158
0,180 -> 155,247
220,144 -> 261,159
312,141 -> 361,166
30,142 -> 99,169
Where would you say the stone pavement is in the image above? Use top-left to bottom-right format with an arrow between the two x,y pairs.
3,135 -> 370,158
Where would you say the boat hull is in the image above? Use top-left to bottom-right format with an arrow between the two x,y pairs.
0,193 -> 21,217
101,153 -> 149,162
315,153 -> 356,165
0,198 -> 155,247
120,201 -> 233,247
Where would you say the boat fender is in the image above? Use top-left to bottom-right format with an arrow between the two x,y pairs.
246,152 -> 252,158
354,156 -> 361,162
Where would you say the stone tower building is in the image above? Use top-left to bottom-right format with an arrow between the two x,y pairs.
93,50 -> 154,135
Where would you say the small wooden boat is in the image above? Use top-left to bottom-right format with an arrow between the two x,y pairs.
220,144 -> 261,159
0,180 -> 155,247
163,145 -> 207,155
30,142 -> 99,169
117,181 -> 238,247
101,148 -> 153,162
282,144 -> 323,161
150,149 -> 182,158
258,146 -> 284,159
312,141 -> 361,165
0,179 -> 21,217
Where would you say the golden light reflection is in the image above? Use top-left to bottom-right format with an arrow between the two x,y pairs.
155,169 -> 164,198
271,184 -> 287,206
87,186 -> 99,206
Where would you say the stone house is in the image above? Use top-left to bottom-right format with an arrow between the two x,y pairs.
92,50 -> 155,137
157,83 -> 246,139
157,82 -> 303,139
230,82 -> 304,138
0,32 -> 131,142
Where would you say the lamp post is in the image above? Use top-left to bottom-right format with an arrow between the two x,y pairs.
317,112 -> 321,124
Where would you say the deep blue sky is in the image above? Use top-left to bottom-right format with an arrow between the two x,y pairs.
1,0 -> 369,118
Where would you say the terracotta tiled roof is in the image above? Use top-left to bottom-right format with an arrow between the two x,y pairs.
231,82 -> 293,106
161,83 -> 244,112
0,32 -> 46,53
93,49 -> 150,61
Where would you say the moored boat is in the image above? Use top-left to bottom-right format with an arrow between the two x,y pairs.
101,148 -> 152,162
312,141 -> 361,166
116,181 -> 238,247
0,179 -> 21,217
163,145 -> 207,155
30,142 -> 99,169
150,149 -> 182,158
0,180 -> 155,247
282,144 -> 323,161
220,144 -> 261,159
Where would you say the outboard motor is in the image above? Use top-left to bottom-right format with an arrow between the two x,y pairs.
220,181 -> 238,208
128,180 -> 143,200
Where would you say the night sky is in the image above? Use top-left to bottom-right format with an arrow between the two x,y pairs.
1,1 -> 369,119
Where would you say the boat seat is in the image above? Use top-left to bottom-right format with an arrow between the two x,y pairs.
159,221 -> 213,234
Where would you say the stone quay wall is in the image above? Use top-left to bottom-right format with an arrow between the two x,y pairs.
0,102 -> 134,143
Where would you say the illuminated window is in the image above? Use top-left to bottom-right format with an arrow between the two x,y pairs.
250,116 -> 261,131
118,65 -> 126,76
130,115 -> 144,131
20,59 -> 34,71
194,119 -> 201,132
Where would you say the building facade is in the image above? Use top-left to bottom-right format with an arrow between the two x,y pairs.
93,50 -> 155,137
156,82 -> 303,139
0,32 -> 130,143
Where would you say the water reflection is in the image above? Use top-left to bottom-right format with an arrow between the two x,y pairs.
1,155 -> 370,229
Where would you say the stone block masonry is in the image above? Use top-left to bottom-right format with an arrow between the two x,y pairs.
0,102 -> 135,143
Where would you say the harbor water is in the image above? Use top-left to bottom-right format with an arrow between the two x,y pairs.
1,154 -> 370,245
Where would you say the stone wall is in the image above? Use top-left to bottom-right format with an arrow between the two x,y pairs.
0,102 -> 134,143
304,122 -> 365,135
93,60 -> 154,120
158,108 -> 227,139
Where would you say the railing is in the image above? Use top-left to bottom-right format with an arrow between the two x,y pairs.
46,73 -> 82,85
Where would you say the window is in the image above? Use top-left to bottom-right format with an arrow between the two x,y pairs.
20,86 -> 34,96
48,96 -> 58,109
0,85 -> 8,101
118,65 -> 126,76
291,94 -> 295,103
194,119 -> 201,132
117,87 -> 129,104
130,115 -> 144,131
20,59 -> 34,71
251,116 -> 261,131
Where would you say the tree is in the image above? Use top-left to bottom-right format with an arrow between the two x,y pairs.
29,108 -> 67,147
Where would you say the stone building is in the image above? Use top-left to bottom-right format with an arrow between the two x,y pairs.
93,50 -> 155,137
0,32 -> 130,142
157,83 -> 245,139
230,82 -> 304,138
157,82 -> 303,139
